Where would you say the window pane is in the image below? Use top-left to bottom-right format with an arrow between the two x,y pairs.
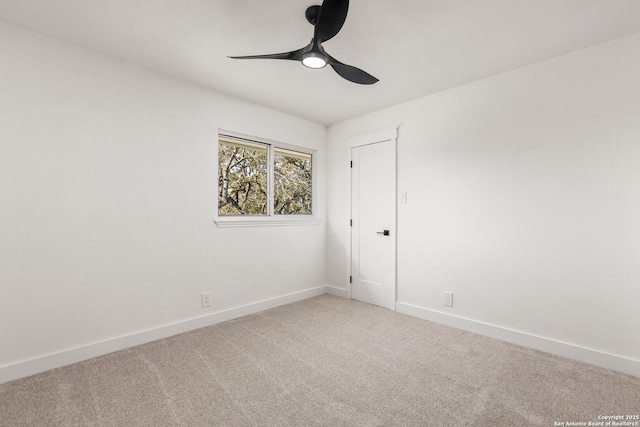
274,148 -> 312,215
218,137 -> 268,215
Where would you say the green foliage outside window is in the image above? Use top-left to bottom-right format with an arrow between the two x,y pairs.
218,136 -> 312,216
274,148 -> 312,215
218,139 -> 268,215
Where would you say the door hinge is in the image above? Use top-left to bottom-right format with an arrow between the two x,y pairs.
350,219 -> 352,226
349,276 -> 352,284
350,161 -> 353,168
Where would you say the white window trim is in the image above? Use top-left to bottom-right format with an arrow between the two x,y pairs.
215,217 -> 321,228
214,130 -> 320,228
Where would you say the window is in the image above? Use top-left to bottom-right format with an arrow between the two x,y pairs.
274,148 -> 312,215
218,137 -> 268,215
217,132 -> 316,226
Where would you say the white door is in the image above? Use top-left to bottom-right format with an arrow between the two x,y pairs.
351,138 -> 396,310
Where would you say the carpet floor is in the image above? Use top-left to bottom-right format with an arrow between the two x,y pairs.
1,294 -> 639,426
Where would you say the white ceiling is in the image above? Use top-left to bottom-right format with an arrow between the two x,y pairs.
1,0 -> 640,125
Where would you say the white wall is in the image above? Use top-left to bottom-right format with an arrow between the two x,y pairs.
327,33 -> 640,374
0,23 -> 326,381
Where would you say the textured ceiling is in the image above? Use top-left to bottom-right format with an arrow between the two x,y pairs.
1,0 -> 640,125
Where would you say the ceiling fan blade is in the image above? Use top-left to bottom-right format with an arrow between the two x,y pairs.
229,47 -> 305,61
315,0 -> 349,43
327,55 -> 378,85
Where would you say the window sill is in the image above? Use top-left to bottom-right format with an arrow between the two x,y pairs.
214,217 -> 321,228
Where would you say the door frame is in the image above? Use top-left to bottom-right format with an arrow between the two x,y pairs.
347,127 -> 398,310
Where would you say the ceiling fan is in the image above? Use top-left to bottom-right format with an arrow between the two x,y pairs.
229,0 -> 378,85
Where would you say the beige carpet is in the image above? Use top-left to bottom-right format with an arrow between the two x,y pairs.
1,295 -> 639,426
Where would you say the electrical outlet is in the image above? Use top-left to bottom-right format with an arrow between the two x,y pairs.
202,292 -> 211,308
443,292 -> 453,307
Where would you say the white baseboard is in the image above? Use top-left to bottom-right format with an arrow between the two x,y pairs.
0,286 -> 328,385
396,301 -> 640,379
325,285 -> 348,298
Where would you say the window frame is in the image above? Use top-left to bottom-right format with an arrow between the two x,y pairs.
214,130 -> 320,228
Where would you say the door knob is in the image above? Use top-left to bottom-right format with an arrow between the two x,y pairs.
376,230 -> 390,236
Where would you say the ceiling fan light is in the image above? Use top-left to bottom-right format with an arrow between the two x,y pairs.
302,51 -> 327,69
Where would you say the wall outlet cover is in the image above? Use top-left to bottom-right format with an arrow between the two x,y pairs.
443,291 -> 453,307
202,292 -> 211,308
